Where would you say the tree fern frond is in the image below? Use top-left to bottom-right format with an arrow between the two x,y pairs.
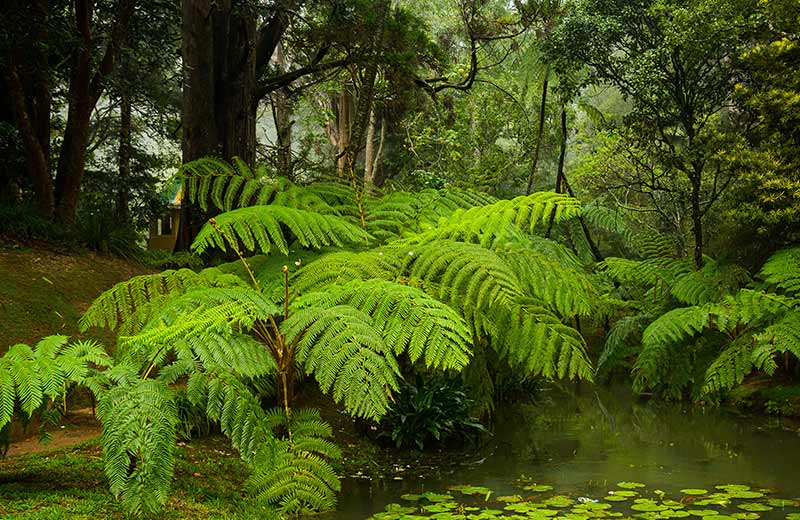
702,334 -> 756,396
492,300 -> 594,381
294,279 -> 473,371
290,250 -> 403,293
759,247 -> 800,296
96,379 -> 178,516
752,311 -> 800,375
247,408 -> 341,514
80,267 -> 245,333
671,258 -> 750,305
600,257 -> 692,288
404,191 -> 582,246
191,205 -> 371,255
283,305 -> 400,421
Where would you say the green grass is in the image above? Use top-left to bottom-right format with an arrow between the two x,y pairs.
0,244 -> 151,350
0,436 -> 279,519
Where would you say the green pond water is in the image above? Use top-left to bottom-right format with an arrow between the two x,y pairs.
333,386 -> 800,520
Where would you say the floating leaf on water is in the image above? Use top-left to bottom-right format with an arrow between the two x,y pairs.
786,514 -> 800,520
421,492 -> 455,503
618,482 -> 647,489
631,503 -> 669,512
682,490 -> 709,496
662,510 -> 692,518
731,513 -> 760,520
449,485 -> 493,501
716,485 -> 751,492
736,503 -> 772,512
687,510 -> 721,517
663,500 -> 686,509
729,491 -> 765,500
545,496 -> 576,508
401,494 -> 423,501
497,495 -> 523,503
766,498 -> 799,508
523,484 -> 555,493
423,502 -> 458,513
605,495 -> 629,502
615,491 -> 639,497
562,514 -> 591,520
704,516 -> 736,520
695,499 -> 730,507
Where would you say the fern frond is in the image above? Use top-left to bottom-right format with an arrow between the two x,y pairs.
191,205 -> 371,255
0,336 -> 112,429
80,267 -> 246,333
600,257 -> 692,288
96,379 -> 178,516
283,305 -> 400,420
405,191 -> 582,247
247,408 -> 341,514
702,334 -> 757,396
759,247 -> 800,296
290,250 -> 403,293
294,279 -> 473,371
492,300 -> 594,381
752,311 -> 800,375
671,258 -> 750,305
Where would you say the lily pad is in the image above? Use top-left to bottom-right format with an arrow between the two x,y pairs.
401,494 -> 423,501
716,485 -> 751,492
421,492 -> 455,503
687,510 -> 721,517
705,516 -> 736,520
786,514 -> 800,520
605,495 -> 629,502
731,513 -> 760,520
619,482 -> 647,489
498,495 -> 524,503
523,484 -> 555,493
729,491 -> 765,500
662,511 -> 692,518
682,489 -> 709,496
736,504 -> 772,512
545,496 -> 576,508
766,498 -> 799,508
631,504 -> 670,512
615,491 -> 639,497
423,502 -> 458,513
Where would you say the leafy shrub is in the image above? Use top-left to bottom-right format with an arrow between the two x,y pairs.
138,249 -> 204,270
379,376 -> 488,450
0,203 -> 70,242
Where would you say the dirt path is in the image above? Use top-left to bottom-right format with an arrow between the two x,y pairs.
5,408 -> 101,457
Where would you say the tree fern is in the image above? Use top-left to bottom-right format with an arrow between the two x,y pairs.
191,205 -> 371,255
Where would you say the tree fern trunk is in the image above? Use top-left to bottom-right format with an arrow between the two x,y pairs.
526,65 -> 549,195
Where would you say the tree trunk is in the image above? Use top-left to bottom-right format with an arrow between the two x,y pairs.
5,61 -> 54,217
336,87 -> 352,175
53,0 -> 136,225
364,107 -> 377,184
273,43 -> 293,179
526,65 -> 549,195
117,75 -> 132,222
3,0 -> 53,217
545,107 -> 567,239
178,0 -> 258,249
690,165 -> 704,269
369,110 -> 386,186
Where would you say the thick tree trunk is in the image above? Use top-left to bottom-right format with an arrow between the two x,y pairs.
4,0 -> 53,217
178,0 -> 259,250
526,65 -> 549,195
5,61 -> 53,217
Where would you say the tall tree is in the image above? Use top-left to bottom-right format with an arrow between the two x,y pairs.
546,0 -> 758,268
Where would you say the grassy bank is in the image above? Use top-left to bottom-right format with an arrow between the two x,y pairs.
0,243 -> 151,350
0,436 -> 276,519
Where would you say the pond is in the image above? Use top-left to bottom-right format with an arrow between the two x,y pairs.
334,385 -> 800,519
